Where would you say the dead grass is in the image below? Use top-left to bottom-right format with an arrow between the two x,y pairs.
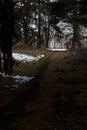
13,42 -> 50,56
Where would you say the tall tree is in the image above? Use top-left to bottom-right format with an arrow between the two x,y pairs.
0,0 -> 15,74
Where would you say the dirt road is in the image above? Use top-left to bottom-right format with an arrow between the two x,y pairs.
0,51 -> 87,130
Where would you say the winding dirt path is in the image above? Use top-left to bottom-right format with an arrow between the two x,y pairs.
1,51 -> 87,130
24,52 -> 84,130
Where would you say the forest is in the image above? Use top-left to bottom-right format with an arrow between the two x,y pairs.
14,0 -> 87,49
0,0 -> 87,130
0,0 -> 87,50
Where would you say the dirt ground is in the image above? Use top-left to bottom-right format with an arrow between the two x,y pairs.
0,50 -> 87,130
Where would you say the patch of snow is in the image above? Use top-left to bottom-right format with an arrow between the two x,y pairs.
47,48 -> 68,51
0,53 -> 44,87
13,53 -> 44,62
11,75 -> 34,84
0,72 -> 34,85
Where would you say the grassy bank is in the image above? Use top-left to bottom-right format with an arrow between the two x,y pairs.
13,56 -> 46,77
12,45 -> 49,76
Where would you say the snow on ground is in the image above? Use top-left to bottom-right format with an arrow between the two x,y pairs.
13,53 -> 45,62
2,73 -> 33,84
0,53 -> 44,87
47,48 -> 68,51
0,72 -> 34,87
11,75 -> 34,84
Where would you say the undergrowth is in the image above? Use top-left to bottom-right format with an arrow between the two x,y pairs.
13,56 -> 46,77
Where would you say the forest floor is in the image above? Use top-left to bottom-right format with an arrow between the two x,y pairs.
0,48 -> 87,130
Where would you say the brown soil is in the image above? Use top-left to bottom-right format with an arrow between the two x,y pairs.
0,50 -> 87,130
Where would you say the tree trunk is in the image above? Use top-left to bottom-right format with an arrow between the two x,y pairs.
0,0 -> 15,75
72,22 -> 81,50
72,0 -> 81,50
37,0 -> 41,48
46,16 -> 50,48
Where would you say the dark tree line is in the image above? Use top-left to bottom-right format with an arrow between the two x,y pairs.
13,0 -> 87,49
14,0 -> 52,48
